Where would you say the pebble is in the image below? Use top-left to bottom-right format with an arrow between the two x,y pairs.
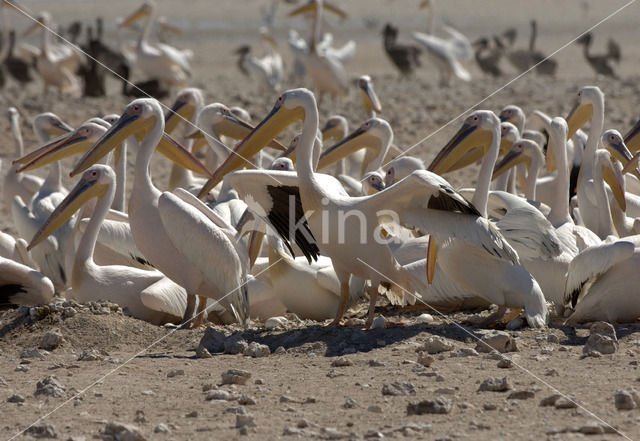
415,313 -> 434,324
7,393 -> 25,403
15,365 -> 29,372
539,394 -> 562,407
221,369 -> 251,385
35,376 -> 66,398
195,346 -> 212,358
417,353 -> 435,367
274,346 -> 286,354
457,348 -> 479,357
331,357 -> 353,367
483,403 -> 497,411
407,397 -> 452,415
167,369 -> 184,378
206,389 -> 232,401
371,316 -> 386,329
102,422 -> 146,441
320,427 -> 349,439
367,405 -> 383,413
236,413 -> 256,428
614,388 -> 639,410
382,382 -> 416,396
583,321 -> 618,356
368,359 -> 386,367
420,336 -> 455,354
544,368 -> 559,377
141,390 -> 154,396
78,349 -> 106,361
343,397 -> 358,408
476,331 -> 518,353
244,342 -> 270,358
25,424 -> 57,439
478,377 -> 512,392
134,410 -> 147,423
507,390 -> 535,400
435,387 -> 456,395
554,397 -> 578,409
505,316 -> 524,330
497,358 -> 513,369
39,329 -> 64,351
197,327 -> 227,354
265,316 -> 288,329
237,394 -> 257,405
185,411 -> 198,418
21,348 -> 48,360
224,335 -> 248,355
154,424 -> 170,434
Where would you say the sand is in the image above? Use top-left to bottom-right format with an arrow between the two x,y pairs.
2,0 -> 640,439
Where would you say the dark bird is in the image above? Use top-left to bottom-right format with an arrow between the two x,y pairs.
472,37 -> 502,77
576,32 -> 620,78
2,30 -> 35,85
234,45 -> 252,77
528,20 -> 557,76
120,64 -> 169,99
382,23 -> 421,76
77,26 -> 107,97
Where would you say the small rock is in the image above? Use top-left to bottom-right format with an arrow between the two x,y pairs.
39,329 -> 64,351
237,394 -> 256,405
134,410 -> 147,423
78,349 -> 105,361
21,348 -> 47,360
579,422 -> 604,435
331,357 -> 353,367
141,390 -> 154,396
15,364 -> 29,372
407,397 -> 452,415
206,389 -> 232,401
368,359 -> 386,367
435,387 -> 456,395
185,411 -> 198,418
507,390 -> 535,400
29,306 -> 51,320
547,334 -> 560,344
415,313 -> 434,324
320,427 -> 349,439
236,413 -> 256,428
420,336 -> 455,354
371,316 -> 386,329
343,397 -> 357,408
417,353 -> 435,367
221,369 -> 251,385
554,397 -> 578,409
544,368 -> 559,377
195,346 -> 212,358
244,342 -> 270,358
25,424 -> 57,438
539,394 -> 562,407
614,389 -> 639,410
265,316 -> 288,329
102,422 -> 146,441
483,403 -> 497,411
35,376 -> 66,398
283,427 -> 302,436
497,358 -> 513,369
197,327 -> 227,354
505,316 -> 524,330
367,405 -> 383,413
457,348 -> 479,357
382,382 -> 416,396
476,331 -> 518,353
7,393 -> 25,403
584,322 -> 618,356
167,369 -> 184,378
154,424 -> 169,434
326,369 -> 344,378
224,335 -> 248,355
297,419 -> 313,428
478,377 -> 512,392
274,346 -> 286,354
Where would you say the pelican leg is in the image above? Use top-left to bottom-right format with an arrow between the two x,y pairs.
501,308 -> 522,324
364,283 -> 379,329
328,280 -> 350,327
481,305 -> 507,328
190,295 -> 209,328
181,293 -> 197,328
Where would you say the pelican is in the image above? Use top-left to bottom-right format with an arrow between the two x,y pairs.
3,108 -> 43,213
24,11 -> 82,94
211,88 -> 548,328
0,255 -> 54,308
493,138 -> 544,201
69,99 -> 248,327
384,156 -> 425,187
287,0 -> 349,100
357,75 -> 382,118
411,0 -> 471,85
29,165 -> 186,325
119,0 -> 192,88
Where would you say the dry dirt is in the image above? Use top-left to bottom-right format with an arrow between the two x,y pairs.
2,0 -> 640,440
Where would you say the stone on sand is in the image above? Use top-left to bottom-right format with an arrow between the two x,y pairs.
221,369 -> 251,385
39,329 -> 63,351
102,422 -> 146,441
419,336 -> 455,354
476,331 -> 518,353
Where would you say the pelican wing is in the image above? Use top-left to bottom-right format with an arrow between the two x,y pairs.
0,256 -> 54,306
139,275 -> 188,318
564,240 -> 634,307
412,32 -> 471,81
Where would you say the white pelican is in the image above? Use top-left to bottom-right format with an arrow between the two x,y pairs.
384,156 -> 425,187
69,99 -> 248,327
411,1 -> 471,85
119,1 -> 192,88
0,255 -> 54,308
24,11 -> 81,94
29,165 -> 186,325
212,88 -> 548,328
287,0 -> 349,100
3,108 -> 43,213
493,138 -> 544,201
357,75 -> 382,118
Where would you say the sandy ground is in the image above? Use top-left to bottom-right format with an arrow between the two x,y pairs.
2,0 -> 640,439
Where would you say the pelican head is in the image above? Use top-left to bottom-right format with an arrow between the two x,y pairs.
384,156 -> 424,187
102,114 -> 120,126
16,122 -> 108,172
624,118 -> 640,152
363,171 -> 385,194
498,105 -> 525,130
428,110 -> 498,174
357,75 -> 382,116
594,149 -> 626,212
23,11 -> 52,36
270,157 -> 294,171
29,165 -> 114,251
492,138 -> 542,181
322,115 -> 348,142
499,122 -> 519,156
33,112 -> 74,139
165,88 -> 204,134
157,16 -> 182,35
71,99 -> 211,178
198,88 -> 312,198
120,1 -> 154,28
317,117 -> 391,174
602,129 -> 635,167
566,86 -> 602,139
